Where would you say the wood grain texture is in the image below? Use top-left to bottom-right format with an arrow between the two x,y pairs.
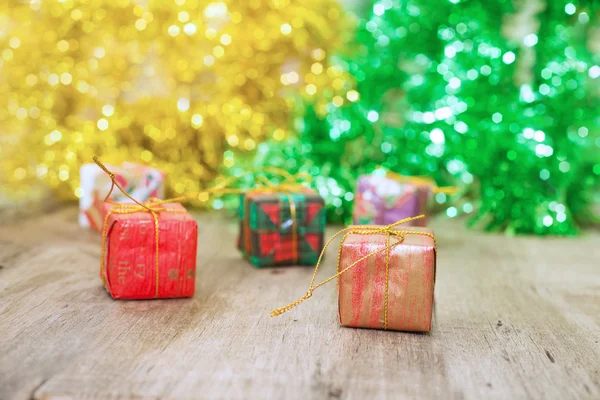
0,207 -> 598,400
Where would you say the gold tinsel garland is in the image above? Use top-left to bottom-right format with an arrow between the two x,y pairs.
0,0 -> 353,202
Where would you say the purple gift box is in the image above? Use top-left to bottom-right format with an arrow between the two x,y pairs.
352,175 -> 431,226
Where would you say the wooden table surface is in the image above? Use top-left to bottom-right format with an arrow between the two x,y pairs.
0,207 -> 598,400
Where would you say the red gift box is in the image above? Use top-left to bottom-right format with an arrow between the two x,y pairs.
100,202 -> 198,299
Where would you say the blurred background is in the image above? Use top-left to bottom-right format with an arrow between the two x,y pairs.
0,0 -> 598,235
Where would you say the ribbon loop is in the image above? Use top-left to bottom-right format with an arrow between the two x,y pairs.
270,289 -> 313,317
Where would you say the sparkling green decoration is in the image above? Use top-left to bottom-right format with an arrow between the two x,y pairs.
248,0 -> 600,235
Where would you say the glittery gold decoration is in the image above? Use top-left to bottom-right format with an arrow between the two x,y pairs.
0,0 -> 351,202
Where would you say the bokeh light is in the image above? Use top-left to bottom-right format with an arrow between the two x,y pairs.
0,0 -> 351,202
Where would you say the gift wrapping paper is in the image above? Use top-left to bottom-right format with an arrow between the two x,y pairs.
337,226 -> 436,332
238,190 -> 325,268
79,162 -> 166,231
352,175 -> 431,227
102,202 -> 197,299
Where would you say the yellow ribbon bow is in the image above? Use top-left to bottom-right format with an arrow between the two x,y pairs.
270,214 -> 437,330
385,171 -> 457,195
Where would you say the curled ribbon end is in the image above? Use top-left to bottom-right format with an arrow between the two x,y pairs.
93,156 -> 105,170
270,290 -> 312,318
93,156 -> 115,179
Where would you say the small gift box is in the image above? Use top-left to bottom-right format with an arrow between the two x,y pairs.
79,162 -> 166,231
271,216 -> 436,333
352,175 -> 430,227
238,190 -> 326,267
337,226 -> 436,332
100,202 -> 198,299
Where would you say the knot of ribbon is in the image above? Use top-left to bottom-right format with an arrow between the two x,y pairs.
270,215 -> 437,330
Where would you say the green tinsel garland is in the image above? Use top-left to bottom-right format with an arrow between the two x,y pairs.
246,0 -> 600,235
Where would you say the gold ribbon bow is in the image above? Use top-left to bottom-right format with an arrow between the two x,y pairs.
94,157 -> 312,296
270,215 -> 437,330
385,171 -> 457,195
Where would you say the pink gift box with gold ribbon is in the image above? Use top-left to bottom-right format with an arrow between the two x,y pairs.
337,226 -> 436,332
353,175 -> 431,227
271,216 -> 437,333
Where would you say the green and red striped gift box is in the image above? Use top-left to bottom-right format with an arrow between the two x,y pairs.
238,190 -> 325,268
